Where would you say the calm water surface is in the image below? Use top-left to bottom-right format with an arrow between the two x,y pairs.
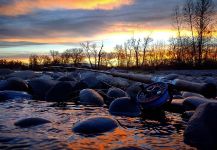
0,99 -> 196,150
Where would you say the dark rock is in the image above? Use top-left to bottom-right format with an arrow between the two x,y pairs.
183,96 -> 217,110
0,90 -> 32,101
109,97 -> 141,117
166,99 -> 185,113
15,117 -> 51,128
79,89 -> 104,106
45,81 -> 77,102
7,71 -> 37,80
28,79 -> 58,100
72,117 -> 119,134
126,83 -> 145,101
0,69 -> 13,77
182,111 -> 195,120
0,77 -> 28,91
81,76 -> 108,89
107,87 -> 128,99
114,146 -> 146,150
57,76 -> 76,81
164,74 -> 179,80
184,103 -> 217,149
182,91 -> 204,98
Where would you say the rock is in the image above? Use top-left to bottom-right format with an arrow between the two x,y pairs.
0,77 -> 28,91
57,76 -> 76,81
183,96 -> 217,110
7,71 -> 37,80
14,117 -> 51,128
109,97 -> 141,117
182,91 -> 204,98
28,79 -> 58,100
0,69 -> 13,77
0,90 -> 32,101
72,117 -> 119,134
114,146 -> 145,150
182,111 -> 195,120
107,87 -> 128,99
164,74 -> 179,80
45,81 -> 77,102
204,77 -> 217,86
37,75 -> 53,80
166,99 -> 185,113
184,103 -> 217,149
97,75 -> 129,88
81,76 -> 108,89
79,89 -> 104,106
126,83 -> 145,101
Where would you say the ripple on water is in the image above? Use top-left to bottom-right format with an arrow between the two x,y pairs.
0,100 -> 196,149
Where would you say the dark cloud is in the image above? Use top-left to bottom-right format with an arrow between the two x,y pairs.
0,41 -> 46,47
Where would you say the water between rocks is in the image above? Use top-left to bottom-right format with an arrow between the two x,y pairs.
0,99 -> 195,150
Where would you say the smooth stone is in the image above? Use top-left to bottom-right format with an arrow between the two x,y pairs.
184,103 -> 217,149
0,69 -> 13,76
182,91 -> 204,98
57,76 -> 76,81
109,97 -> 141,117
28,79 -> 58,100
72,117 -> 119,134
204,77 -> 217,86
164,74 -> 179,80
126,82 -> 145,101
68,72 -> 81,81
114,146 -> 145,150
14,117 -> 51,128
0,77 -> 28,91
183,96 -> 217,110
107,87 -> 128,99
182,111 -> 195,120
0,90 -> 32,101
81,76 -> 108,89
79,89 -> 104,106
37,75 -> 53,80
7,71 -> 37,80
97,75 -> 129,88
166,99 -> 185,113
45,81 -> 77,102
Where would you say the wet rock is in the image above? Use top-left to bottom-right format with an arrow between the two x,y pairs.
184,103 -> 217,149
45,81 -> 77,102
182,91 -> 204,98
107,87 -> 128,99
182,111 -> 195,120
183,96 -> 217,110
109,97 -> 141,117
14,117 -> 51,128
0,77 -> 28,91
79,89 -> 104,106
28,79 -> 58,100
166,99 -> 185,113
0,90 -> 32,101
7,71 -> 37,80
72,117 -> 119,134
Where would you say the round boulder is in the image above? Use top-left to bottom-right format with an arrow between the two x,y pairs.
15,117 -> 51,128
72,117 -> 119,134
182,91 -> 204,98
79,89 -> 104,106
107,87 -> 128,99
7,70 -> 37,80
0,77 -> 28,91
0,90 -> 32,101
109,97 -> 141,117
45,81 -> 77,102
184,103 -> 217,149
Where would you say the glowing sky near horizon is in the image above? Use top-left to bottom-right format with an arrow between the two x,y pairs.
0,0 -> 216,60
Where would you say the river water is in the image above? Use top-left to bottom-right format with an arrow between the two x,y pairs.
0,99 -> 196,150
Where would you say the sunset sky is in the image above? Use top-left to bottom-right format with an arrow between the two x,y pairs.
0,0 -> 216,61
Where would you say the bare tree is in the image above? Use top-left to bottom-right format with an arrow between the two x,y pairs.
80,42 -> 93,68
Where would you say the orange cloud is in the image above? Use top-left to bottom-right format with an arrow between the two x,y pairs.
0,0 -> 133,16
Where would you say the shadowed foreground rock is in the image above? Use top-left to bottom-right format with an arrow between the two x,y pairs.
79,89 -> 104,106
109,97 -> 141,117
184,103 -> 217,149
72,117 -> 119,134
0,91 -> 32,101
0,77 -> 28,91
15,117 -> 51,128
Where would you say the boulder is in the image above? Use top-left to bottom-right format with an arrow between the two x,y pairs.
183,96 -> 217,110
15,117 -> 51,128
182,111 -> 195,120
45,81 -> 77,102
0,77 -> 28,91
28,79 -> 57,100
7,70 -> 37,80
79,89 -> 104,106
184,103 -> 217,149
107,87 -> 128,99
166,99 -> 185,113
126,83 -> 145,101
164,74 -> 179,80
0,90 -> 32,101
57,76 -> 76,81
0,69 -> 13,77
72,117 -> 119,134
109,97 -> 141,117
182,91 -> 204,98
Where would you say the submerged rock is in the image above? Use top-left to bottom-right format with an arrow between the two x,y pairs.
15,117 -> 51,128
45,81 -> 77,102
28,79 -> 57,100
109,97 -> 141,117
184,103 -> 217,149
183,96 -> 217,110
0,90 -> 32,101
0,77 -> 28,91
72,117 -> 119,134
79,89 -> 104,106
